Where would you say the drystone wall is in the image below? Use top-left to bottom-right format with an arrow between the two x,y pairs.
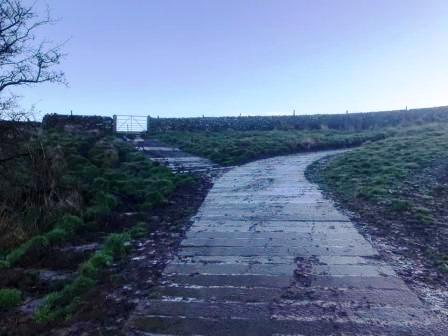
148,106 -> 448,132
42,114 -> 114,134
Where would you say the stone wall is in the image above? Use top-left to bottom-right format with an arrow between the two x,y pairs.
148,106 -> 448,132
42,114 -> 114,134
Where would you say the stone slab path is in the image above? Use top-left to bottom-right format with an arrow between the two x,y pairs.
134,138 -> 221,175
125,151 -> 446,335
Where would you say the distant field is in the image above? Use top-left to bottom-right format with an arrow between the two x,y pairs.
153,129 -> 391,166
307,123 -> 448,272
152,107 -> 448,166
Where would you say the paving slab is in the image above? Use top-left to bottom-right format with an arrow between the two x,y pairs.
136,138 -> 222,175
125,151 -> 446,335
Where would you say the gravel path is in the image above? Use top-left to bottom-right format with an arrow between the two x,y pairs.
125,151 -> 446,335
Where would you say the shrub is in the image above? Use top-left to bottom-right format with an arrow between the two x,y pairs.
88,251 -> 113,269
103,233 -> 130,258
88,141 -> 120,168
143,192 -> 166,208
46,228 -> 69,245
100,149 -> 120,168
92,177 -> 110,191
56,215 -> 83,235
80,163 -> 101,180
94,192 -> 118,210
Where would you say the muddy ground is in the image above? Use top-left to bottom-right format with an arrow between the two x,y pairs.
0,175 -> 213,336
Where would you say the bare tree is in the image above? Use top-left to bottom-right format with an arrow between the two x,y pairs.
0,0 -> 65,163
0,0 -> 65,96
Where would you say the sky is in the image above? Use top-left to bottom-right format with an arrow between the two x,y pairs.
14,0 -> 448,118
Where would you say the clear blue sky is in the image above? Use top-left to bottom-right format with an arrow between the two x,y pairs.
16,0 -> 448,118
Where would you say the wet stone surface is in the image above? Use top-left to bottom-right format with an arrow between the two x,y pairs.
135,138 -> 223,176
125,151 -> 447,335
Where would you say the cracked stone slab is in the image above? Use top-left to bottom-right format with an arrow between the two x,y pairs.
125,151 -> 446,335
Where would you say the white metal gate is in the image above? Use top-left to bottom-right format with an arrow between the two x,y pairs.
113,115 -> 148,133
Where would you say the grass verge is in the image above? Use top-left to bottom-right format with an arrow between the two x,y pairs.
307,123 -> 448,272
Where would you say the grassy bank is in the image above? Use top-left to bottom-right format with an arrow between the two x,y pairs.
307,123 -> 448,272
154,129 -> 391,166
0,130 -> 192,323
1,132 -> 188,259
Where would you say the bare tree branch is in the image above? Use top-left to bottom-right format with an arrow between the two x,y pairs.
0,0 -> 65,94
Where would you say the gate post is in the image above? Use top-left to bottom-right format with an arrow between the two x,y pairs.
112,115 -> 117,133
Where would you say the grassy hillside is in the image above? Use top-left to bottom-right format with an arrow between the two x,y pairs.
307,123 -> 448,273
154,129 -> 391,166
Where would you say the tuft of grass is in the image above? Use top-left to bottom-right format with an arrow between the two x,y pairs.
2,215 -> 84,267
0,288 -> 22,310
389,199 -> 412,213
34,231 -> 132,322
5,235 -> 50,267
127,222 -> 148,239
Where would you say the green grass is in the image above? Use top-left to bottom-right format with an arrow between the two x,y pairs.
1,215 -> 83,268
0,131 -> 194,322
153,129 -> 392,166
309,123 -> 448,271
1,132 -> 188,266
315,124 -> 448,204
34,230 -> 133,322
0,289 -> 22,310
